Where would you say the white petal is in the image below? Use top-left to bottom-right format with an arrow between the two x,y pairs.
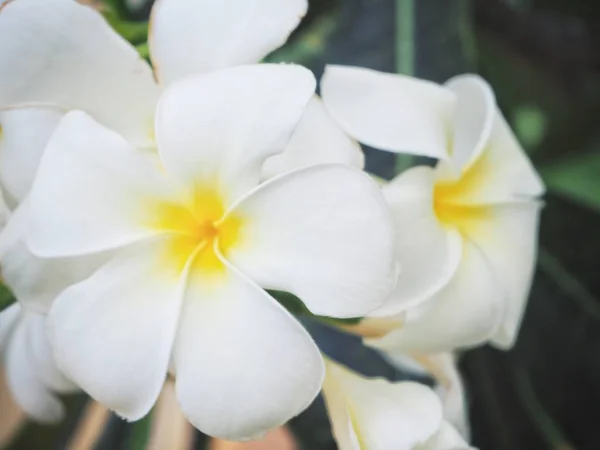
261,95 -> 364,179
47,237 -> 185,420
0,107 -> 63,204
155,64 -> 316,203
5,314 -> 64,422
434,111 -> 545,206
0,200 -> 108,313
149,0 -> 307,85
226,164 -> 396,318
173,257 -> 323,441
321,65 -> 454,159
24,312 -> 76,393
28,112 -> 177,257
367,240 -> 505,353
0,0 -> 158,148
422,422 -> 474,450
322,360 -> 444,450
466,202 -> 542,349
444,75 -> 496,173
370,166 -> 462,317
0,304 -> 20,353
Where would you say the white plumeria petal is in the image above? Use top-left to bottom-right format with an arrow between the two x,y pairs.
0,304 -> 19,353
173,255 -> 323,441
47,237 -> 186,420
0,107 -> 64,205
369,166 -> 462,317
0,199 -> 107,313
322,359 -> 448,450
384,352 -> 470,440
465,201 -> 542,349
226,164 -> 396,318
149,0 -> 307,85
5,309 -> 65,422
434,111 -> 545,206
155,64 -> 316,203
444,75 -> 495,174
321,65 -> 454,159
422,422 -> 475,450
261,95 -> 364,179
0,0 -> 158,148
367,240 -> 505,353
28,111 -> 180,257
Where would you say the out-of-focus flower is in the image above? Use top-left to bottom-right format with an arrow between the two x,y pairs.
26,65 -> 396,441
322,66 -> 544,351
0,303 -> 77,422
322,359 -> 474,450
0,0 -> 362,207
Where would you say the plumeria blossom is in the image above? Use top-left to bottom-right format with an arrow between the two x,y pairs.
322,359 -> 474,450
0,0 -> 362,206
0,303 -> 77,422
322,66 -> 545,352
26,64 -> 396,440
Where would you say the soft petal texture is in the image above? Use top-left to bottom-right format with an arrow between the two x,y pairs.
0,0 -> 158,148
28,112 -> 178,257
422,422 -> 474,450
384,352 -> 470,440
5,308 -> 68,422
261,95 -> 364,179
227,164 -> 396,318
321,65 -> 454,159
369,167 -> 462,317
173,257 -> 323,441
434,112 -> 545,206
0,200 -> 107,313
155,64 -> 315,203
149,0 -> 307,85
444,75 -> 495,174
322,360 -> 444,450
465,202 -> 542,349
0,107 -> 64,204
0,305 -> 19,353
47,238 -> 186,420
367,240 -> 505,353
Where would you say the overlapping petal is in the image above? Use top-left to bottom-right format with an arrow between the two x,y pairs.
149,0 -> 307,85
322,359 -> 467,450
0,0 -> 158,147
28,111 -> 180,257
0,200 -> 108,313
262,96 -> 364,179
155,64 -> 315,203
369,166 -> 462,317
463,201 -> 543,348
367,240 -> 505,353
0,107 -> 64,205
321,65 -> 454,159
226,164 -> 396,318
47,238 -> 186,420
173,256 -> 323,441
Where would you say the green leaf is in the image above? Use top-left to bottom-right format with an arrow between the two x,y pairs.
512,104 -> 548,152
125,412 -> 153,450
0,283 -> 15,313
541,152 -> 600,212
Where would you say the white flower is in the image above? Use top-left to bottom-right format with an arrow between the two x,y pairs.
0,0 -> 362,206
0,303 -> 77,422
322,359 -> 475,450
26,64 -> 397,440
322,66 -> 545,351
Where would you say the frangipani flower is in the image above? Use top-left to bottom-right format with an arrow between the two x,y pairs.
0,303 -> 77,422
26,65 -> 396,440
322,66 -> 545,351
322,359 -> 474,450
0,0 -> 362,206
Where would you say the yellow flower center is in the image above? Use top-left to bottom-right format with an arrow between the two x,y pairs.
149,187 -> 243,276
433,156 -> 490,236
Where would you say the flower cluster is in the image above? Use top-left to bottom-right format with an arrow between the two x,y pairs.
0,0 -> 543,448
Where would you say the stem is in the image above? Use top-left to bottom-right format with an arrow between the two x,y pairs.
395,0 -> 415,75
